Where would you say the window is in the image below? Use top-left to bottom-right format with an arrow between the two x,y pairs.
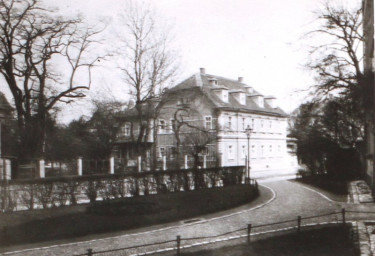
205,116 -> 212,129
251,119 -> 255,129
240,93 -> 246,105
200,146 -> 209,155
159,147 -> 165,157
242,118 -> 245,130
269,145 -> 273,156
261,120 -> 264,129
269,120 -> 272,129
228,116 -> 232,130
228,145 -> 234,160
251,145 -> 256,156
261,145 -> 264,157
223,91 -> 228,102
159,119 -> 166,133
122,123 -> 131,136
178,97 -> 190,106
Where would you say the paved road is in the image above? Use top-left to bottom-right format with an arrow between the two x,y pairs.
1,180 -> 374,256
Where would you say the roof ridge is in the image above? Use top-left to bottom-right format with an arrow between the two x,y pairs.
202,73 -> 246,84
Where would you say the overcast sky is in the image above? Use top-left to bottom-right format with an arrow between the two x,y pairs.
2,0 -> 362,123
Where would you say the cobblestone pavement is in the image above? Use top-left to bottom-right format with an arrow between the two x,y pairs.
1,180 -> 375,256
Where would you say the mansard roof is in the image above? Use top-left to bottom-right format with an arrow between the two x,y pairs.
170,72 -> 288,117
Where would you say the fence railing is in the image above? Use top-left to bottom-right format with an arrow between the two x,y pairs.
72,208 -> 365,256
0,166 -> 246,211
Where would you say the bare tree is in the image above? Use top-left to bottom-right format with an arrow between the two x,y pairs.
293,2 -> 368,176
118,1 -> 179,149
0,0 -> 105,160
306,3 -> 366,102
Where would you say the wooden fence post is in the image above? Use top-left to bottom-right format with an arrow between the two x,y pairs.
87,248 -> 93,256
176,235 -> 181,256
247,224 -> 252,243
342,208 -> 346,226
297,216 -> 301,233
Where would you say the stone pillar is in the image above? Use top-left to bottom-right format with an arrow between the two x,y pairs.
203,155 -> 207,169
109,156 -> 115,174
0,159 -> 4,180
39,159 -> 45,178
137,156 -> 142,172
5,159 -> 11,180
77,157 -> 83,176
184,155 -> 188,169
163,156 -> 167,171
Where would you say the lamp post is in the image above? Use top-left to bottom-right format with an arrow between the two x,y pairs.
245,126 -> 253,184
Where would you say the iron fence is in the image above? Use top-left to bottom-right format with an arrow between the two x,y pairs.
72,208 -> 360,256
0,166 -> 246,211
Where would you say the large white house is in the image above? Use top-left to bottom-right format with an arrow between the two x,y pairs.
153,68 -> 295,179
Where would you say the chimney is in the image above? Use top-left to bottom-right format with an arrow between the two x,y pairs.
238,77 -> 244,83
200,67 -> 206,74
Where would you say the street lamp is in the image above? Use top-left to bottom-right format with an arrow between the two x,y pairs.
244,125 -> 253,184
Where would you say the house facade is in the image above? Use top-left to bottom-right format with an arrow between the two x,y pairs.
154,68 -> 293,178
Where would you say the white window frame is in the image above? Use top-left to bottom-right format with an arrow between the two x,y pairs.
251,145 -> 256,157
204,116 -> 212,129
269,145 -> 273,157
223,91 -> 228,102
159,147 -> 165,158
228,144 -> 234,160
159,119 -> 166,133
122,123 -> 131,136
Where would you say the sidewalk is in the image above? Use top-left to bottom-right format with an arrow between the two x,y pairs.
349,180 -> 374,256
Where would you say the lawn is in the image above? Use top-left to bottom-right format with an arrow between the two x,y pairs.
178,226 -> 357,256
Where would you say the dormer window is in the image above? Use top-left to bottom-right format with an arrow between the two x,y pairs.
251,94 -> 264,108
208,78 -> 218,86
222,90 -> 228,102
211,86 -> 229,103
229,90 -> 246,105
264,96 -> 276,108
240,93 -> 246,105
244,85 -> 254,94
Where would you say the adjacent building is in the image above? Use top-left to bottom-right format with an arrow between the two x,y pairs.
363,0 -> 375,187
